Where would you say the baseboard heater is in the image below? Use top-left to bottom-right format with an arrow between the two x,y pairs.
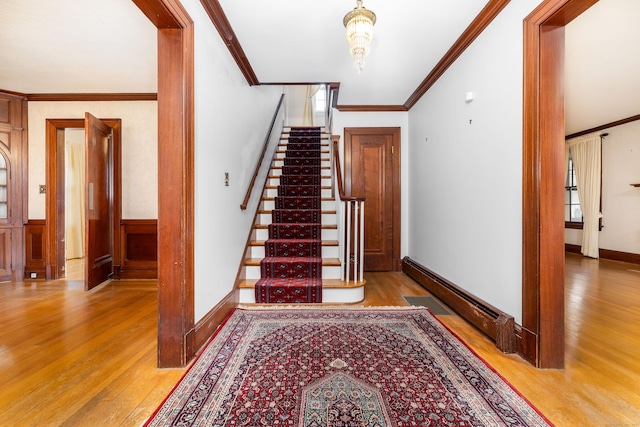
402,256 -> 515,353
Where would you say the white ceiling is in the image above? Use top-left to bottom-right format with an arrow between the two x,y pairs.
565,0 -> 640,134
0,0 -> 157,93
216,0 -> 487,106
0,0 -> 638,133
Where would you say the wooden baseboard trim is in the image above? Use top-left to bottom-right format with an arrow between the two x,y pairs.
402,256 -> 515,353
565,243 -> 581,254
565,244 -> 640,265
191,289 -> 239,359
599,248 -> 640,265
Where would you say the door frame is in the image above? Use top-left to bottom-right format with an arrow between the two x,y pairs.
522,0 -> 599,368
44,118 -> 122,282
132,0 -> 195,368
344,127 -> 402,271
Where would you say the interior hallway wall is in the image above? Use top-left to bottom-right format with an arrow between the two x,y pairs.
406,0 -> 541,325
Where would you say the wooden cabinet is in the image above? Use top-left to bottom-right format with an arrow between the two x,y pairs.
0,92 -> 27,282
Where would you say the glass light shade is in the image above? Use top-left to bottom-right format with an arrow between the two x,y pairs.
343,0 -> 376,73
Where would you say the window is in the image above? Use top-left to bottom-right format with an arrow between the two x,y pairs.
314,86 -> 326,113
565,153 -> 583,228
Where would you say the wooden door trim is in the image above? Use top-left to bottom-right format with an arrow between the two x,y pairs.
133,0 -> 195,368
344,127 -> 402,271
45,118 -> 122,282
522,0 -> 598,368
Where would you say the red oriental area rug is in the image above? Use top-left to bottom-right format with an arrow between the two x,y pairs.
145,307 -> 553,427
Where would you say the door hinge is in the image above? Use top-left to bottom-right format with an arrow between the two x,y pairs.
391,145 -> 394,154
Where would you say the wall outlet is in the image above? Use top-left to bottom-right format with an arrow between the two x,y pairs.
30,272 -> 37,279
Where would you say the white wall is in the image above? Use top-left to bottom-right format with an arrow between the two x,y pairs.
332,110 -> 410,259
27,101 -> 158,219
284,85 -> 307,126
406,0 -> 541,325
565,120 -> 640,254
181,0 -> 284,321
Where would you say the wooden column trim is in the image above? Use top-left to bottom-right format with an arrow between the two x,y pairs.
134,0 -> 195,368
522,0 -> 598,368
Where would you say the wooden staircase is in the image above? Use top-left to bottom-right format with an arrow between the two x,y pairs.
239,127 -> 365,304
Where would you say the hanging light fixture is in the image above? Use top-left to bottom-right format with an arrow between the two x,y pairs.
343,0 -> 376,73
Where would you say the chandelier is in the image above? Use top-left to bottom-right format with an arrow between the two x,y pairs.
343,0 -> 377,73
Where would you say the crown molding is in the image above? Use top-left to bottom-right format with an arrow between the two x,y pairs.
26,93 -> 158,102
336,105 -> 408,112
199,0 -> 259,86
0,89 -> 28,99
566,113 -> 640,139
404,0 -> 511,109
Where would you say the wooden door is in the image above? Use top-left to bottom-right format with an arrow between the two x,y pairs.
345,127 -> 401,271
84,113 -> 114,290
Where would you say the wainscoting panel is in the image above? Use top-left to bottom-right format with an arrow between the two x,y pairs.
24,220 -> 46,279
118,219 -> 158,279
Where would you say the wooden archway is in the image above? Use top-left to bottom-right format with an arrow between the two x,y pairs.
522,0 -> 599,368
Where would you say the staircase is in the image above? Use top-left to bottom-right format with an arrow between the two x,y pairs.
239,126 -> 365,304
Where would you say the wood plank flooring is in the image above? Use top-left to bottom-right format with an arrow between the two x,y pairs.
0,253 -> 639,425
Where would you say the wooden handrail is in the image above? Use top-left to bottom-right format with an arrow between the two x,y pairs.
240,94 -> 285,210
332,136 -> 365,202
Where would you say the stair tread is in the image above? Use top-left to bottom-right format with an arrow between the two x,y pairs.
246,257 -> 341,266
254,223 -> 337,229
262,197 -> 335,201
269,175 -> 331,179
259,209 -> 336,214
239,278 -> 365,289
265,185 -> 332,189
271,166 -> 331,169
279,143 -> 329,147
250,239 -> 339,246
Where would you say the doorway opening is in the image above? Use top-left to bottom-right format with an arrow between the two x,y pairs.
63,128 -> 85,277
45,117 -> 122,290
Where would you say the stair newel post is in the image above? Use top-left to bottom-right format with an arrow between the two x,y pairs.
353,201 -> 359,282
345,201 -> 352,283
359,200 -> 365,282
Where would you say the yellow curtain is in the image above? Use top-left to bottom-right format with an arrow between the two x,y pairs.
302,85 -> 320,126
66,141 -> 85,259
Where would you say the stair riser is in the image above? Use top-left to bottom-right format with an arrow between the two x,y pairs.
273,158 -> 330,166
275,152 -> 330,159
264,188 -> 333,198
239,285 -> 364,304
258,213 -> 336,225
268,177 -> 332,186
255,228 -> 337,241
245,265 -> 342,280
250,245 -> 339,259
262,200 -> 336,211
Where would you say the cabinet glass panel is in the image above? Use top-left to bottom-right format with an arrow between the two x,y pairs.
0,153 -> 6,219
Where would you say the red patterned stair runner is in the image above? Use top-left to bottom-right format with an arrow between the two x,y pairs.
255,127 -> 323,303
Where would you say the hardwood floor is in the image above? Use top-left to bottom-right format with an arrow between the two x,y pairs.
0,253 -> 638,425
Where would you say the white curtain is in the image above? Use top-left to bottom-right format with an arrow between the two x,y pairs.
66,140 -> 85,259
302,85 -> 320,126
565,142 -> 570,184
567,132 -> 602,258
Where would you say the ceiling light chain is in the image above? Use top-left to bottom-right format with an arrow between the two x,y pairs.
343,0 -> 376,73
